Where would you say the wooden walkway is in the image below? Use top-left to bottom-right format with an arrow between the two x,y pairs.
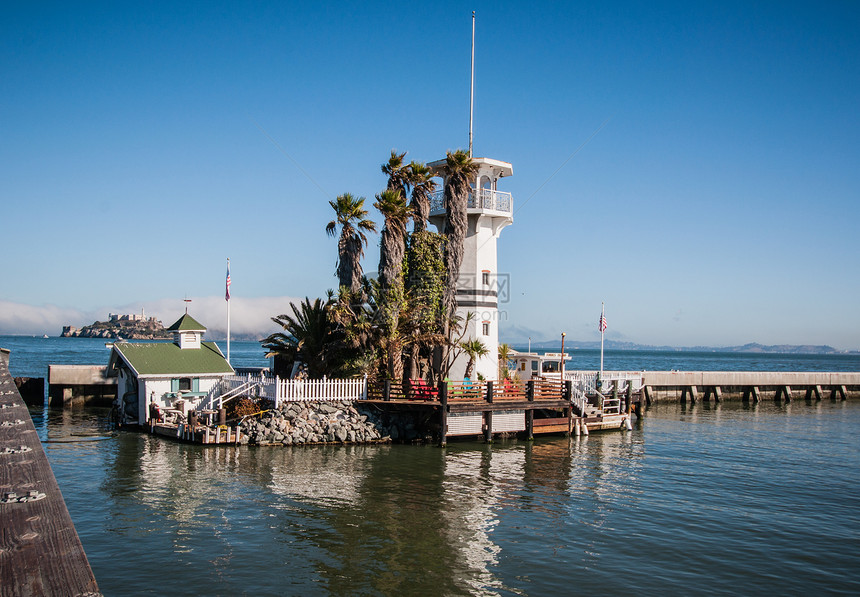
0,349 -> 100,597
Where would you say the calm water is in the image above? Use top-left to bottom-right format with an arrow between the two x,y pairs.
4,337 -> 860,595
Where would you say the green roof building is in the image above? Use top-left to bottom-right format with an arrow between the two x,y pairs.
108,312 -> 233,426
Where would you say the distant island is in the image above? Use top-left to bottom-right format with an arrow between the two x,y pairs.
510,339 -> 857,355
61,311 -> 171,340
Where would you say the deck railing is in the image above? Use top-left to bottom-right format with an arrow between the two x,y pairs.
206,372 -> 640,412
429,187 -> 513,215
366,378 -> 567,403
276,377 -> 367,407
206,373 -> 367,409
565,371 -> 644,395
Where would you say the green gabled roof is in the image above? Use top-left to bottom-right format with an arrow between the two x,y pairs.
167,313 -> 206,332
113,341 -> 233,376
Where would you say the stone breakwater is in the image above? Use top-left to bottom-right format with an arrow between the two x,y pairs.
238,401 -> 424,446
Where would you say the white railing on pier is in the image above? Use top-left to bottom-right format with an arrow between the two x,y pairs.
565,371 -> 644,395
205,372 -> 368,409
570,386 -> 588,417
275,377 -> 367,408
429,187 -> 513,215
566,371 -> 643,417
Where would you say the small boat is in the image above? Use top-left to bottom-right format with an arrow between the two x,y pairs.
42,334 -> 49,339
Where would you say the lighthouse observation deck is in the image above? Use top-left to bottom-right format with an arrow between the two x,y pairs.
429,186 -> 513,217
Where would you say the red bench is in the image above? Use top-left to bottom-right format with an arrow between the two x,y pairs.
408,378 -> 439,400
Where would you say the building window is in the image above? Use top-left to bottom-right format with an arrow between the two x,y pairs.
482,271 -> 490,285
482,322 -> 490,336
178,377 -> 192,392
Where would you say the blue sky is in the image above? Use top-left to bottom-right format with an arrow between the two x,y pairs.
2,1 -> 859,349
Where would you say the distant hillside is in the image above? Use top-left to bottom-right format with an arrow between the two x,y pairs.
508,339 -> 855,355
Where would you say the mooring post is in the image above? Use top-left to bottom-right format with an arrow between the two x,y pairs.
625,383 -> 633,413
644,385 -> 653,406
566,380 -> 574,436
439,381 -> 448,446
484,381 -> 495,442
383,380 -> 391,402
525,380 -> 534,441
219,408 -> 227,426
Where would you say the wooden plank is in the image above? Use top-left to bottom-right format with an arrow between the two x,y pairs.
532,424 -> 570,434
533,417 -> 569,427
0,351 -> 100,597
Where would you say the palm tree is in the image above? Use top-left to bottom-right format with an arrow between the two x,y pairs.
326,193 -> 376,294
498,343 -> 513,380
441,150 -> 478,318
406,161 -> 437,233
374,189 -> 410,294
261,297 -> 332,378
381,150 -> 408,200
328,286 -> 380,379
374,189 -> 410,380
460,338 -> 489,379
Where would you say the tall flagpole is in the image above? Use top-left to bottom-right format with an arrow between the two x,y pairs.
469,10 -> 475,157
226,257 -> 231,364
599,302 -> 606,376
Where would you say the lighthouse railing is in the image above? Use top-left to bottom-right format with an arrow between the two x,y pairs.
429,188 -> 513,215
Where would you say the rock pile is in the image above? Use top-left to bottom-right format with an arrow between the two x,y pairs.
238,401 -> 424,446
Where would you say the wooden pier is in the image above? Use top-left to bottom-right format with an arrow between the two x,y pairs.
366,378 -> 630,445
0,349 -> 100,597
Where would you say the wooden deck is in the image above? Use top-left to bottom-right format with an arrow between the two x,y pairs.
0,349 -> 100,597
366,378 -> 629,442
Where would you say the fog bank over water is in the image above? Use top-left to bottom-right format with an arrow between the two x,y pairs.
3,296 -> 858,351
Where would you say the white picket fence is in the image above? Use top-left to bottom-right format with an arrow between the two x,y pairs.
215,373 -> 368,409
275,376 -> 367,407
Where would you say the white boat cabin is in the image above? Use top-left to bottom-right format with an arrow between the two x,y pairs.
510,351 -> 571,380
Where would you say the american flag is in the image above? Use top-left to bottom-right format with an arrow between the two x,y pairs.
225,260 -> 231,301
598,313 -> 607,333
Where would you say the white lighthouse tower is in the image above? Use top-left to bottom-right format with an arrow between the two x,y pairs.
428,157 -> 514,380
